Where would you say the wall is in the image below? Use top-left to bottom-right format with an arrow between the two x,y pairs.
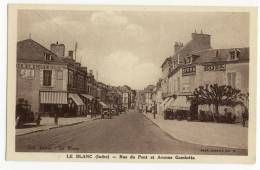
195,63 -> 249,93
167,62 -> 249,97
16,62 -> 67,113
168,68 -> 182,95
226,63 -> 249,93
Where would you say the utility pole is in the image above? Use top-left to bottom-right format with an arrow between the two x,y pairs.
74,42 -> 78,62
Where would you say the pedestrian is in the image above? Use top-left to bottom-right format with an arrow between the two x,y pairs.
54,113 -> 58,125
242,107 -> 248,127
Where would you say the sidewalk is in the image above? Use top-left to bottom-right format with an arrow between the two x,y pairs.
143,112 -> 248,149
16,116 -> 100,136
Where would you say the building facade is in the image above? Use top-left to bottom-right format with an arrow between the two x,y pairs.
17,39 -> 123,117
159,31 -> 249,119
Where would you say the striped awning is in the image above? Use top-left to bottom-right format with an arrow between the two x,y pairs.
164,97 -> 175,109
81,94 -> 94,100
99,101 -> 109,108
170,96 -> 191,111
40,91 -> 67,104
69,93 -> 85,106
160,97 -> 170,107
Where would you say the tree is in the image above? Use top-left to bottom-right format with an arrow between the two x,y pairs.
193,84 -> 241,121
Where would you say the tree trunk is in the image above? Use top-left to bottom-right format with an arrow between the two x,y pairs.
210,104 -> 217,122
215,104 -> 219,122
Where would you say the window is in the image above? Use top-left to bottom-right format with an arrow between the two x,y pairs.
43,70 -> 52,86
185,57 -> 192,64
44,53 -> 53,61
230,51 -> 236,60
68,70 -> 74,88
57,71 -> 63,80
73,73 -> 77,88
227,72 -> 236,88
229,50 -> 239,61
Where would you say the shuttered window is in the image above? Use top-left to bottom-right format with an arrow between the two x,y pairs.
43,70 -> 52,86
227,72 -> 236,88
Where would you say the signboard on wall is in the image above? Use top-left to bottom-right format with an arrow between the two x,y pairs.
204,64 -> 226,71
182,66 -> 196,76
17,63 -> 66,70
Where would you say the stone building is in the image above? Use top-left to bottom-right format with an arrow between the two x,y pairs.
160,31 -> 249,119
16,39 -> 114,117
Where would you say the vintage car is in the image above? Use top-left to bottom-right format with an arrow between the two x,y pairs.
16,98 -> 41,128
110,107 -> 119,116
101,107 -> 112,119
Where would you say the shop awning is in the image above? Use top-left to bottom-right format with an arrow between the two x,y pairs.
170,96 -> 191,111
81,94 -> 94,100
40,91 -> 67,104
99,101 -> 109,108
164,97 -> 175,109
69,93 -> 85,106
160,97 -> 170,107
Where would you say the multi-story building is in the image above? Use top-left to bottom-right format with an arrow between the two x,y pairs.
154,79 -> 163,114
17,39 -> 69,116
119,85 -> 132,109
16,39 -> 116,117
135,90 -> 145,111
143,85 -> 155,112
160,31 -> 249,118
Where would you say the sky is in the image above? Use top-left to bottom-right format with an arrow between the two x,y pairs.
17,10 -> 249,90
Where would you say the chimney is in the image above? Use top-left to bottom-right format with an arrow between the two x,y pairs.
81,66 -> 88,72
75,62 -> 81,67
191,30 -> 211,48
50,42 -> 65,57
174,42 -> 183,53
68,50 -> 74,60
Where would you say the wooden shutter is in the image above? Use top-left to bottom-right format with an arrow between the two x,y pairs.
52,70 -> 56,87
40,70 -> 43,86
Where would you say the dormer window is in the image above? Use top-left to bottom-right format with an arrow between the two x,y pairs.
185,56 -> 192,64
44,53 -> 53,61
229,49 -> 240,61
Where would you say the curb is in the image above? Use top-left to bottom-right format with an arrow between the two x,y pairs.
142,113 -> 248,150
16,118 -> 100,136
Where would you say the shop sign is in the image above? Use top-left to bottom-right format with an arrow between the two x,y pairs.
182,66 -> 196,76
204,64 -> 226,71
17,63 -> 66,70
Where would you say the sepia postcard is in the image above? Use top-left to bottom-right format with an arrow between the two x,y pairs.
6,4 -> 257,163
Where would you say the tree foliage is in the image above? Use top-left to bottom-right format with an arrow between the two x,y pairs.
193,84 -> 241,113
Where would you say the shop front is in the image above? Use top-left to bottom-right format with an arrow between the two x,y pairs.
39,91 -> 68,117
68,93 -> 85,116
81,94 -> 95,117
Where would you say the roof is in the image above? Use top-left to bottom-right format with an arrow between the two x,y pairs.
143,84 -> 155,93
168,47 -> 249,78
192,48 -> 249,64
161,57 -> 172,68
172,36 -> 211,64
17,39 -> 63,63
161,33 -> 212,68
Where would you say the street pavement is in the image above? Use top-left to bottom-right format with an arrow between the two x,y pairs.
16,110 -> 247,155
143,112 -> 248,149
